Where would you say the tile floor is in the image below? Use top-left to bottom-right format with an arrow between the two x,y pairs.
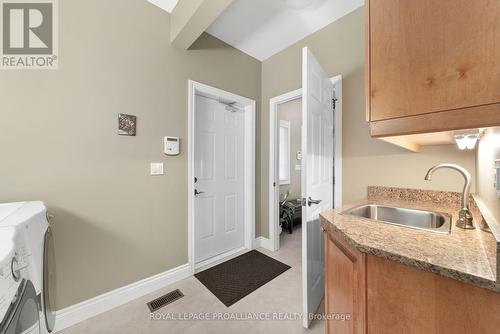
60,227 -> 324,333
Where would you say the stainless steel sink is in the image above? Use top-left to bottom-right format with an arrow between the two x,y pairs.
341,204 -> 451,234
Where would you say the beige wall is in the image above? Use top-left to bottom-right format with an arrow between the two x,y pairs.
0,1 -> 480,310
476,128 -> 500,222
0,0 -> 261,309
278,99 -> 302,201
260,7 -> 476,237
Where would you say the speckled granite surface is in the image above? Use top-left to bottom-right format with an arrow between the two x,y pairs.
367,186 -> 481,212
320,186 -> 500,292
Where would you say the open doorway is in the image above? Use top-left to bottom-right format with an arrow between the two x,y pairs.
277,98 -> 304,249
268,76 -> 342,253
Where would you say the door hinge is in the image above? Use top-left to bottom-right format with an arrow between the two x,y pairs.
332,98 -> 338,111
273,182 -> 276,187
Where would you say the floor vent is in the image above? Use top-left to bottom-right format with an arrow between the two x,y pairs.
147,289 -> 184,312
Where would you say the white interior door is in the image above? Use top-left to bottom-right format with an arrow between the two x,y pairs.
301,47 -> 334,328
194,95 -> 245,263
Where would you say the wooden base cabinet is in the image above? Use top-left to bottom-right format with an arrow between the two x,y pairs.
325,229 -> 500,334
324,230 -> 366,334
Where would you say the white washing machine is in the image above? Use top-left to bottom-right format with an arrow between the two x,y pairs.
0,202 -> 55,334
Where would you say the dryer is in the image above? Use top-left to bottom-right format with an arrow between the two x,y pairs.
0,227 -> 21,328
0,226 -> 40,334
0,203 -> 55,334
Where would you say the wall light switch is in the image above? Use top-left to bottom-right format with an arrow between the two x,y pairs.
150,163 -> 164,175
295,164 -> 301,171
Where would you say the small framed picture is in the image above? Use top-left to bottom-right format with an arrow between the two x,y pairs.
118,113 -> 137,136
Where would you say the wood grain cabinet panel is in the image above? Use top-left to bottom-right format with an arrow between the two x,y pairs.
324,231 -> 366,334
366,0 -> 500,136
366,256 -> 500,334
324,228 -> 500,334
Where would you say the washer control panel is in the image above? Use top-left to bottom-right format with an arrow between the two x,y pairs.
11,250 -> 28,282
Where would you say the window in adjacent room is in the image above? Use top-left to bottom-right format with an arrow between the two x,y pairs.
279,120 -> 291,185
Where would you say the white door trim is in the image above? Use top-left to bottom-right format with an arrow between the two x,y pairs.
268,76 -> 342,252
331,75 -> 343,211
269,88 -> 302,252
188,80 -> 256,274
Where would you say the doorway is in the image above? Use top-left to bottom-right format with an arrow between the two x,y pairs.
268,76 -> 342,252
188,80 -> 256,274
277,98 -> 304,248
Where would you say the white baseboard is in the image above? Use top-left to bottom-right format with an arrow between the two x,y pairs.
54,263 -> 191,332
254,236 -> 273,251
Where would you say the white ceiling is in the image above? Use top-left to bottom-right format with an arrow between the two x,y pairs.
207,0 -> 364,61
146,0 -> 179,13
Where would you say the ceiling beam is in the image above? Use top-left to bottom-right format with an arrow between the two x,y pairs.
170,0 -> 233,49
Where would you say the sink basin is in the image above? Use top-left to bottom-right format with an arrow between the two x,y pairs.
341,204 -> 451,234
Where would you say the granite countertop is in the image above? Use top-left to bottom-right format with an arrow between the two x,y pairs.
320,186 -> 500,292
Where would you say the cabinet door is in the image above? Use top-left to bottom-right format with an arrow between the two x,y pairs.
368,0 -> 500,121
325,230 -> 366,334
367,255 -> 500,334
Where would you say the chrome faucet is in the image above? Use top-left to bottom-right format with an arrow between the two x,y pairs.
424,164 -> 475,229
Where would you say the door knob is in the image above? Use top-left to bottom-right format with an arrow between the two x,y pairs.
307,197 -> 322,206
194,189 -> 205,196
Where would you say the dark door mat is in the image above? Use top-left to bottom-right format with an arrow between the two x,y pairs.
195,250 -> 291,307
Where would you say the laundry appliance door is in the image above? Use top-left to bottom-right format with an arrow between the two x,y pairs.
0,279 -> 40,334
42,227 -> 56,333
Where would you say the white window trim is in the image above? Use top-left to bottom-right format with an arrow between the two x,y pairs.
278,120 -> 291,185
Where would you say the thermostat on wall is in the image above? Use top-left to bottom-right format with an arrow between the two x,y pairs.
164,136 -> 180,156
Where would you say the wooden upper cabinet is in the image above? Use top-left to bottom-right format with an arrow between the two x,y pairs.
366,0 -> 500,137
